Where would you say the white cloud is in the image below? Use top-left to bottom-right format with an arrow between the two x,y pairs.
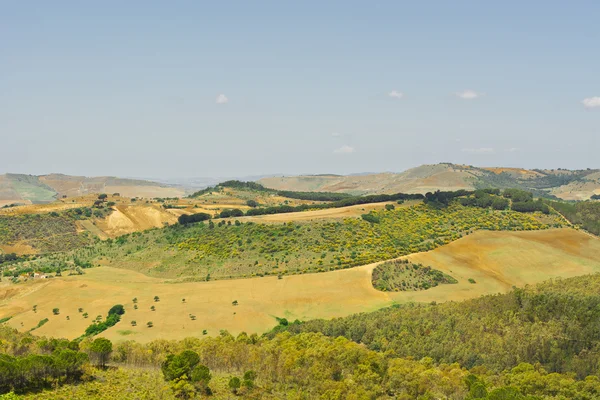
582,97 -> 600,109
456,90 -> 480,100
216,94 -> 228,104
506,147 -> 521,152
388,90 -> 403,99
333,145 -> 355,154
461,147 -> 495,154
331,132 -> 342,137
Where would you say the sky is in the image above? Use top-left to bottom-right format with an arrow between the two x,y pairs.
1,1 -> 599,179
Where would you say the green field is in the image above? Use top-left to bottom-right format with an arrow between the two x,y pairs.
10,203 -> 563,281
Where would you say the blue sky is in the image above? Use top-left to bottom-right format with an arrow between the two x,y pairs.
1,1 -> 598,179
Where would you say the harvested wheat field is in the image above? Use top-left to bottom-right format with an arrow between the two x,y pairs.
238,200 -> 420,223
1,228 -> 599,343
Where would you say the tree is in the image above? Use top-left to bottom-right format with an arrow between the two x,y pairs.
232,300 -> 238,306
147,321 -> 153,328
154,296 -> 160,302
108,304 -> 125,316
385,204 -> 395,211
98,194 -> 108,201
52,308 -> 60,315
131,320 -> 137,326
89,338 -> 112,368
228,377 -> 241,394
246,199 -> 258,208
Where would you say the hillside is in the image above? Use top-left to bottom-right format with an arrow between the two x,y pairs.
0,173 -> 186,206
259,163 -> 600,200
1,228 -> 599,344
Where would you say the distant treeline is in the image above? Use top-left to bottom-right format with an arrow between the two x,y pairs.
245,192 -> 423,216
179,192 -> 423,224
426,188 -> 550,214
179,188 -> 554,225
189,180 -> 352,202
546,200 -> 600,235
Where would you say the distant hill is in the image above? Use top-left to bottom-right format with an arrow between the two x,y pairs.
259,163 -> 600,200
0,173 -> 186,206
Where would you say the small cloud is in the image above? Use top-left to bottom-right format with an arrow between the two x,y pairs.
216,94 -> 228,104
388,90 -> 403,99
506,147 -> 521,152
461,147 -> 495,154
331,132 -> 342,137
582,96 -> 600,109
333,145 -> 355,154
456,90 -> 480,100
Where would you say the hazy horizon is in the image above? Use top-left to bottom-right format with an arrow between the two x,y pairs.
2,2 -> 598,179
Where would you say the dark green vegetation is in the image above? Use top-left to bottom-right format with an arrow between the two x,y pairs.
178,212 -> 211,225
190,180 -> 352,202
0,207 -> 111,253
591,194 -> 600,200
15,203 -> 560,280
372,259 -> 458,292
82,305 -> 125,337
5,275 -> 600,398
546,200 -> 600,236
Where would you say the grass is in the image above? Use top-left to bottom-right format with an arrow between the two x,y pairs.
2,228 -> 599,343
14,203 -> 564,281
8,174 -> 57,203
0,206 -> 111,253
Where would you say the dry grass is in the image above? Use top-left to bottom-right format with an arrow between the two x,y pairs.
2,228 -> 599,342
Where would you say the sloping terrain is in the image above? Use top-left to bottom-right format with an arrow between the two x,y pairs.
1,228 -> 599,342
0,173 -> 186,204
259,163 -> 600,200
260,164 -> 479,195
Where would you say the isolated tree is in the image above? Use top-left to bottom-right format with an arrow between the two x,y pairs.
132,297 -> 138,304
228,377 -> 241,394
232,300 -> 238,306
154,296 -> 160,302
131,321 -> 137,327
52,308 -> 60,315
98,194 -> 108,201
151,306 -> 156,311
246,200 -> 258,208
89,337 -> 112,368
147,321 -> 154,328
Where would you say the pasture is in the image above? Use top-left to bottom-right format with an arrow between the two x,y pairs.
2,228 -> 599,343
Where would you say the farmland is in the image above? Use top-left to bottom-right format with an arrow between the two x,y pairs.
6,202 -> 563,281
1,228 -> 599,345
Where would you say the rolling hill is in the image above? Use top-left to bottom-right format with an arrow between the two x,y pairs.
259,163 -> 600,200
0,173 -> 186,206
